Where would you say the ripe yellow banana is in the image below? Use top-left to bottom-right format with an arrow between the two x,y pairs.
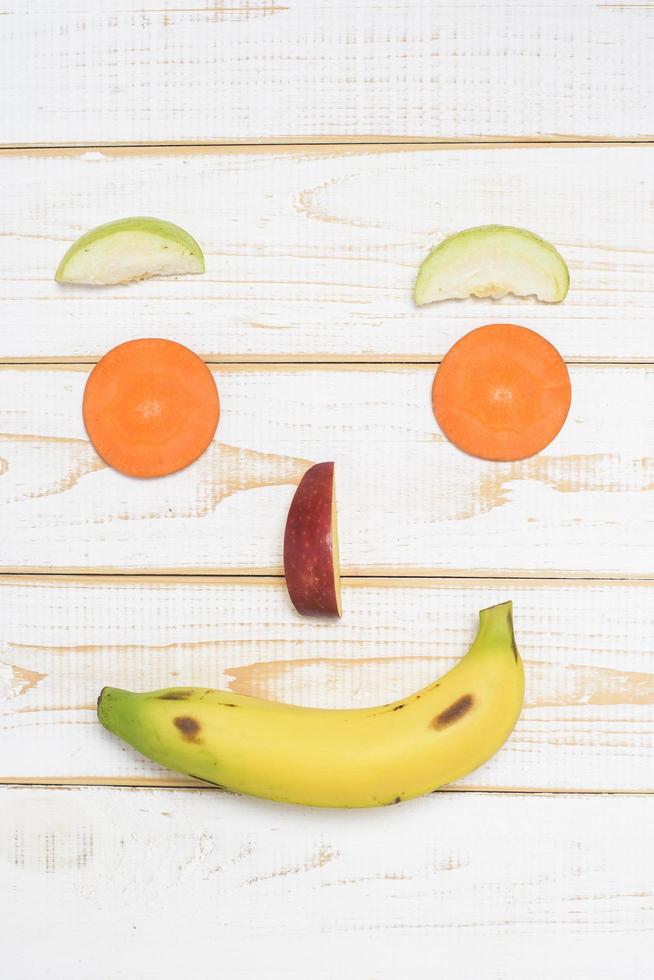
97,600 -> 524,807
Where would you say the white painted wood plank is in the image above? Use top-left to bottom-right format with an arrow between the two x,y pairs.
0,364 -> 652,575
1,1 -> 652,144
0,576 -> 652,790
0,786 -> 651,980
1,145 -> 654,361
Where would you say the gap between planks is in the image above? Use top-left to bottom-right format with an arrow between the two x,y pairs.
2,778 -> 652,795
0,571 -> 652,581
2,358 -> 654,367
2,360 -> 654,371
1,138 -> 654,154
1,573 -> 653,586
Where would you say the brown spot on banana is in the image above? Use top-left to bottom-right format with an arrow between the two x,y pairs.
174,716 -> 202,742
158,690 -> 193,701
432,694 -> 475,729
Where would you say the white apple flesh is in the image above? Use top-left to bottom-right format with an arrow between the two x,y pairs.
284,462 -> 342,619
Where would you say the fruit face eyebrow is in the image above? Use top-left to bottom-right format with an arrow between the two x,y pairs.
173,716 -> 202,742
432,694 -> 475,729
158,690 -> 192,701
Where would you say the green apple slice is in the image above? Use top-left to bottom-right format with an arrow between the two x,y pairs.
414,224 -> 569,305
55,216 -> 205,285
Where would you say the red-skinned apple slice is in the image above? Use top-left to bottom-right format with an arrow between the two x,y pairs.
284,461 -> 342,618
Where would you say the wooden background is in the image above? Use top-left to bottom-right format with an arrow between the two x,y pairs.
1,2 -> 653,977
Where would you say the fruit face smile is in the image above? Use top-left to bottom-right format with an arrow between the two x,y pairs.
96,601 -> 524,808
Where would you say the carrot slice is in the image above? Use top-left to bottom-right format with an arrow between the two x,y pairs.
83,338 -> 219,477
432,323 -> 571,462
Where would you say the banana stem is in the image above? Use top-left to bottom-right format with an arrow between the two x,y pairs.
475,601 -> 517,656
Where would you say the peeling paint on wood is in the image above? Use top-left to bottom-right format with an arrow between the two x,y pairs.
0,662 -> 47,701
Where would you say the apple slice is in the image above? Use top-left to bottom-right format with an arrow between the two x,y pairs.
414,224 -> 569,305
55,216 -> 205,285
284,461 -> 342,618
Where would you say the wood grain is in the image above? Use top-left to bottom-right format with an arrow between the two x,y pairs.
1,785 -> 652,979
2,144 -> 654,361
0,576 -> 652,790
0,363 -> 651,575
1,1 -> 653,145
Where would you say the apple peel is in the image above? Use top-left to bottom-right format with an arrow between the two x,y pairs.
284,461 -> 342,619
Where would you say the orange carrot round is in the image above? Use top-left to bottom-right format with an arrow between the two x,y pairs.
432,323 -> 571,462
83,338 -> 219,478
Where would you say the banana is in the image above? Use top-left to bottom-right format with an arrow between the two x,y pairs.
97,600 -> 524,808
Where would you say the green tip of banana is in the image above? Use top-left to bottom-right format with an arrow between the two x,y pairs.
97,601 -> 524,808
